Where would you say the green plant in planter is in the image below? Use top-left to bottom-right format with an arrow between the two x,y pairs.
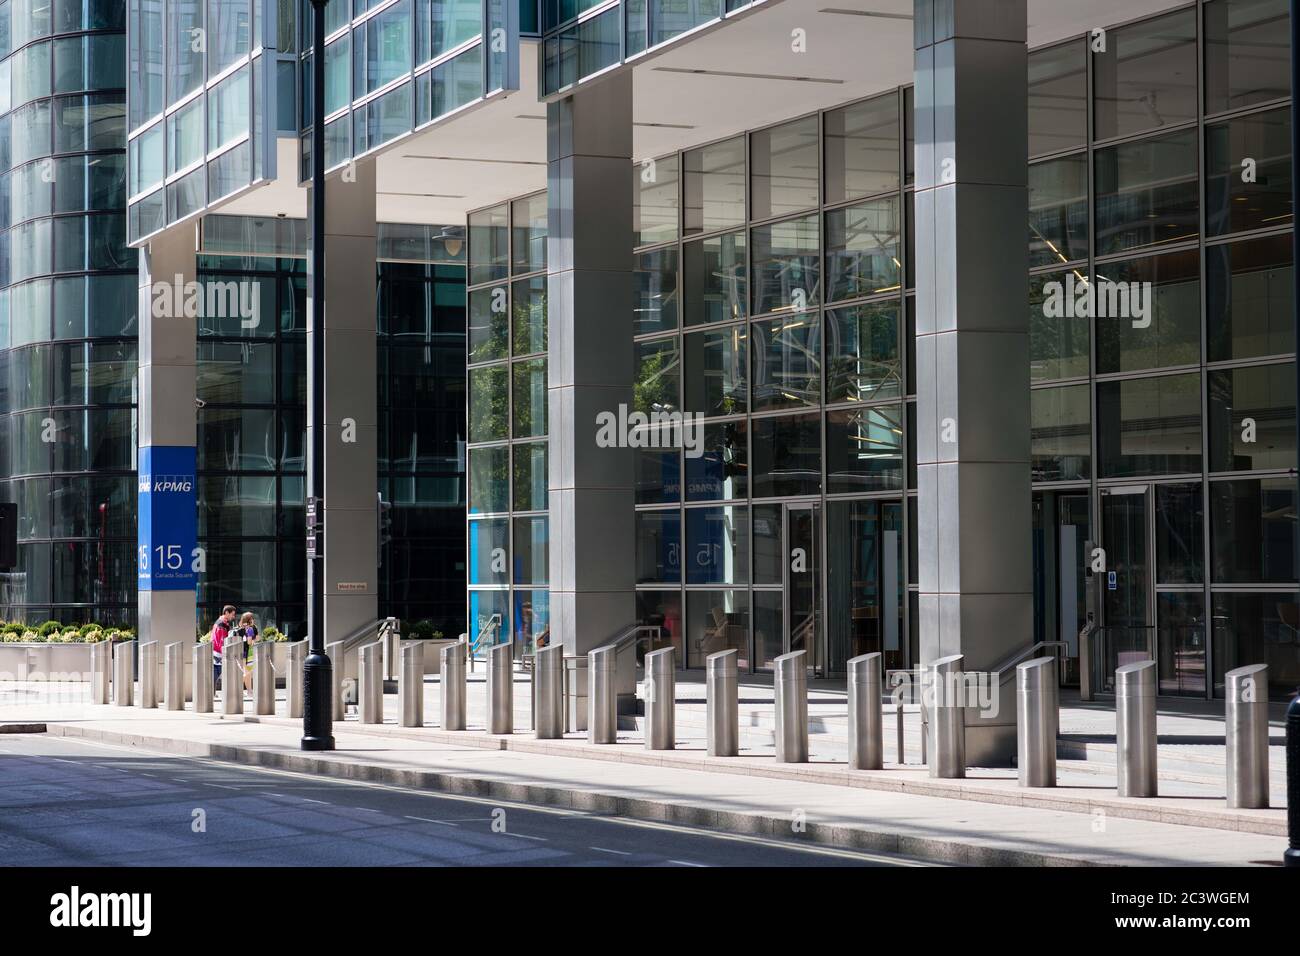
3,622 -> 24,636
37,620 -> 62,638
260,627 -> 285,642
410,619 -> 438,640
118,627 -> 135,640
22,630 -> 41,642
81,630 -> 106,643
77,622 -> 99,637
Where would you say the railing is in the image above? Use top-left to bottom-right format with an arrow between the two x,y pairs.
468,614 -> 502,672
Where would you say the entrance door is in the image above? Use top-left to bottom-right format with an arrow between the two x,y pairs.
1099,486 -> 1153,690
784,502 -> 822,675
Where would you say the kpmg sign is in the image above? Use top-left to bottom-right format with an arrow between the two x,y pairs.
138,446 -> 197,592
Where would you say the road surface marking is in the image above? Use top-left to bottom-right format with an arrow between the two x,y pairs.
590,846 -> 631,856
404,815 -> 457,826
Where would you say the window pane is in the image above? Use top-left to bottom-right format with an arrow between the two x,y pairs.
686,589 -> 748,669
1029,154 -> 1088,267
1206,107 -> 1292,238
511,357 -> 547,438
1204,0 -> 1291,114
1206,234 -> 1294,362
511,276 -> 546,355
826,300 -> 901,403
683,230 -> 746,326
634,152 -> 678,246
824,93 -> 899,204
633,337 -> 680,414
750,115 -> 818,221
1155,482 -> 1203,584
826,499 -> 905,670
685,504 -> 748,585
636,509 -> 680,583
1210,477 -> 1296,583
513,515 -> 548,585
637,590 -> 684,663
512,440 -> 548,511
1093,8 -> 1197,141
825,405 -> 903,493
1031,383 -> 1091,482
752,214 -> 820,315
467,516 -> 508,585
468,445 -> 508,514
1094,129 -> 1199,256
1029,40 -> 1086,156
510,191 -> 546,274
1096,373 -> 1202,478
468,364 -> 507,441
753,589 -> 783,670
685,419 -> 747,502
751,412 -> 820,498
634,247 -> 677,335
825,197 -> 901,301
1211,592 -> 1300,700
1094,249 -> 1200,374
513,589 -> 549,653
683,325 -> 747,417
468,202 -> 508,285
635,446 -> 680,504
683,136 -> 745,235
1208,362 -> 1296,472
1029,270 -> 1090,381
751,313 -> 821,411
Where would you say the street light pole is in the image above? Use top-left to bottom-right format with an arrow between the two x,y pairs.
302,0 -> 334,751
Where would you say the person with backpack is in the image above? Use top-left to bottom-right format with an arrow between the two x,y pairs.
211,606 -> 236,689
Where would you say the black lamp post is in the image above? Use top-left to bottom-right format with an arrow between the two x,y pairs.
302,0 -> 334,752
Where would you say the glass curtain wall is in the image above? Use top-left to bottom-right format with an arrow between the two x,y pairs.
0,0 -> 138,624
466,192 -> 548,654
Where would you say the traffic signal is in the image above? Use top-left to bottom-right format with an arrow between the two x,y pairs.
376,493 -> 392,568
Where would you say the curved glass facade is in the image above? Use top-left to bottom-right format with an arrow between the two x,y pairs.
0,0 -> 137,624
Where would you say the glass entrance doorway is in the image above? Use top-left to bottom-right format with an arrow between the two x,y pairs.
783,502 -> 821,674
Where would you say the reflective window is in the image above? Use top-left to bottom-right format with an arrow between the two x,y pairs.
635,152 -> 678,247
1205,107 -> 1292,237
468,202 -> 508,285
825,300 -> 901,403
636,509 -> 681,583
1155,482 -> 1203,584
751,214 -> 820,315
1208,362 -> 1296,472
825,405 -> 903,493
1204,0 -> 1291,114
633,337 -> 680,414
685,420 -> 747,502
686,589 -> 748,669
1094,129 -> 1199,255
1094,250 -> 1200,374
824,93 -> 899,204
683,231 -> 745,326
511,357 -> 546,438
683,325 -> 746,418
683,136 -> 745,235
468,285 -> 507,362
1030,383 -> 1090,482
750,115 -> 819,221
512,441 -> 547,511
1029,270 -> 1090,381
825,197 -> 901,301
513,515 -> 548,585
468,445 -> 508,514
1093,9 -> 1197,141
468,364 -> 507,441
685,504 -> 749,585
635,446 -> 680,504
751,314 -> 821,412
511,192 -> 546,275
1029,154 -> 1089,266
1029,40 -> 1086,156
750,412 -> 821,498
1096,373 -> 1202,478
1211,592 -> 1300,699
511,276 -> 546,356
1210,477 -> 1296,582
634,247 -> 677,335
1206,234 -> 1294,361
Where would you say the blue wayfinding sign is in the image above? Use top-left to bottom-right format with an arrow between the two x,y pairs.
138,445 -> 197,592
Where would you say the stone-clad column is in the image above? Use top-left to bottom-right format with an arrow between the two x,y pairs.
307,160 -> 379,643
137,226 -> 197,681
913,0 -> 1031,764
546,72 -> 637,656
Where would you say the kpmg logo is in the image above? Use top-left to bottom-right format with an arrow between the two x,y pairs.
139,474 -> 193,494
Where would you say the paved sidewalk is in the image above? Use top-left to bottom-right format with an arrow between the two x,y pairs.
0,699 -> 1288,866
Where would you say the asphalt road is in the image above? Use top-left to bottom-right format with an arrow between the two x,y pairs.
0,734 -> 929,867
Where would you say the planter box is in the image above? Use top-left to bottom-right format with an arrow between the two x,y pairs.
0,642 -> 95,680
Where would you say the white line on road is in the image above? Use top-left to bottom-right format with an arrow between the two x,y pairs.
300,798 -> 330,805
404,815 -> 457,826
590,846 -> 631,856
509,833 -> 547,842
668,860 -> 706,867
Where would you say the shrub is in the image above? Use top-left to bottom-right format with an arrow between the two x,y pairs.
260,627 -> 285,642
409,619 -> 437,640
22,630 -> 40,642
37,620 -> 62,638
118,627 -> 135,640
3,622 -> 24,635
77,622 -> 99,637
81,630 -> 106,643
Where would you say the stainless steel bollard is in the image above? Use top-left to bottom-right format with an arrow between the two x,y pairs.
139,641 -> 158,709
112,640 -> 135,707
644,646 -> 675,751
399,641 -> 424,727
534,644 -> 564,739
440,640 -> 466,730
773,650 -> 808,763
326,640 -> 345,720
193,641 -> 213,713
286,640 -> 305,719
927,654 -> 966,779
164,643 -> 184,711
254,642 -> 275,715
90,640 -> 110,704
706,648 -> 739,757
848,652 -> 883,770
359,642 -> 383,725
896,700 -> 905,764
223,639 -> 244,716
1226,663 -> 1269,809
1116,659 -> 1158,797
486,641 -> 513,735
588,645 -> 617,744
1016,657 -> 1058,788
565,654 -> 588,733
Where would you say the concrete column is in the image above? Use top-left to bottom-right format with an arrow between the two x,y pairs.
546,72 -> 636,656
913,0 -> 1030,765
307,160 -> 379,643
137,226 -> 198,674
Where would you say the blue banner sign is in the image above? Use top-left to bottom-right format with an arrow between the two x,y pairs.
138,445 -> 197,592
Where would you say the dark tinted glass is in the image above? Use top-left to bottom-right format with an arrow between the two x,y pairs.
1204,0 -> 1291,114
1093,9 -> 1197,140
1028,40 -> 1086,156
1210,477 -> 1297,582
1029,154 -> 1089,266
1095,129 -> 1199,255
1206,234 -> 1294,361
1205,107 -> 1292,237
1207,362 -> 1297,472
1096,373 -> 1202,477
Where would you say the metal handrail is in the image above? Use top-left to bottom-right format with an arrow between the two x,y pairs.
987,640 -> 1069,682
335,616 -> 400,657
468,614 -> 502,672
